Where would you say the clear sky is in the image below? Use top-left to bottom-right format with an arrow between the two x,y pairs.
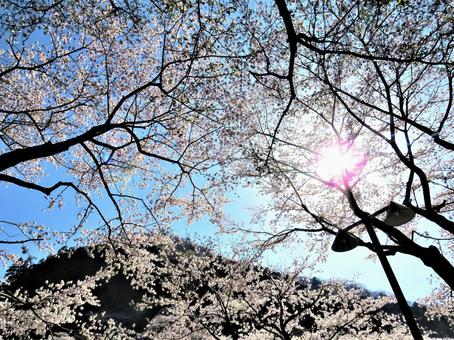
218,186 -> 438,302
0,179 -> 437,302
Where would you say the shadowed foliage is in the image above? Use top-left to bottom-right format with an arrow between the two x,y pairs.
2,237 -> 452,339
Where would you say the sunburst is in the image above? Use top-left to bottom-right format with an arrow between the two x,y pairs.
316,142 -> 367,186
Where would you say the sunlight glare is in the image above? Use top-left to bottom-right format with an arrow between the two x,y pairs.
316,142 -> 367,186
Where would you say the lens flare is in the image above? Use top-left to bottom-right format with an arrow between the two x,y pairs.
316,142 -> 367,186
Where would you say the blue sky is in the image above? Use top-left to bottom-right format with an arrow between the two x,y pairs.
218,186 -> 438,302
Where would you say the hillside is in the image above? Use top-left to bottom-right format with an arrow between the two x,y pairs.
0,234 -> 452,339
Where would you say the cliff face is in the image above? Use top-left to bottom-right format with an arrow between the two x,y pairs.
1,238 -> 452,339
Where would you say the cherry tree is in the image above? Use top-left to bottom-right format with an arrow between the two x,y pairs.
1,233 -> 424,339
0,0 -> 253,258
0,0 -> 453,334
231,0 -> 453,322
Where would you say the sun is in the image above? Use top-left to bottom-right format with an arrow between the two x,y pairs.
316,142 -> 367,186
